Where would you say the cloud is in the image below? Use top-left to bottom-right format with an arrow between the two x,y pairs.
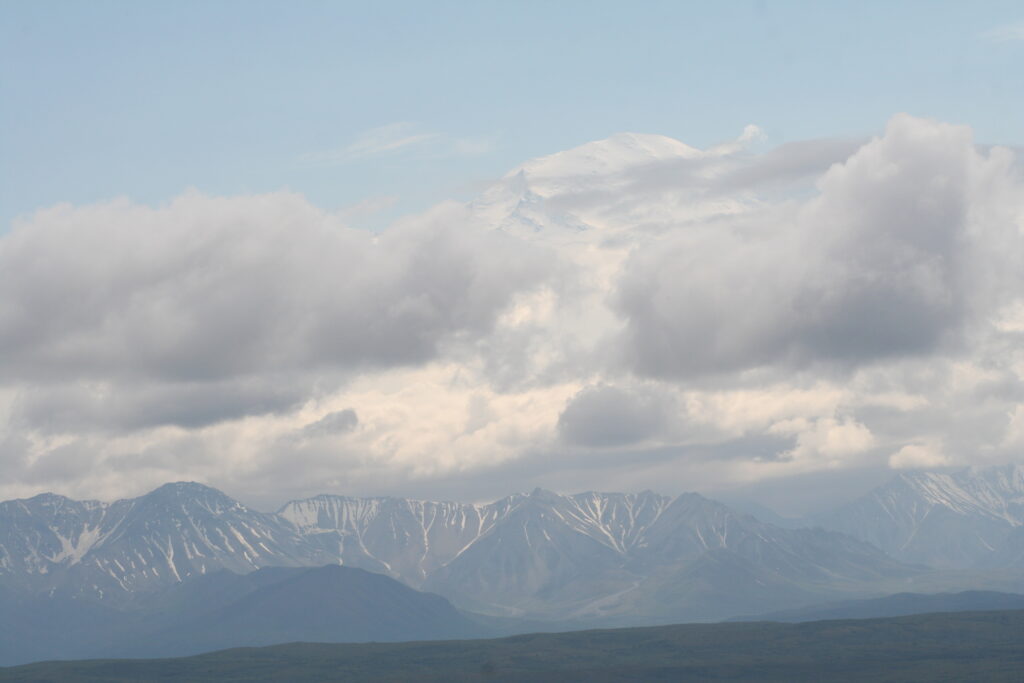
345,123 -> 439,157
336,195 -> 399,221
706,123 -> 766,156
557,384 -> 673,448
299,124 -> 496,167
301,408 -> 359,437
613,114 -> 1023,379
889,442 -> 952,470
0,192 -> 554,431
12,379 -> 308,433
300,123 -> 439,165
537,134 -> 864,243
2,114 -> 1023,509
701,137 -> 865,195
1001,405 -> 1024,449
771,417 -> 876,465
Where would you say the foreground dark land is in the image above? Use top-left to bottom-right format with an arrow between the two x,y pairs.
4,609 -> 1024,682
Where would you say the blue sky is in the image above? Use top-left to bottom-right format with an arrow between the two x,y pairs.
2,0 -> 1022,232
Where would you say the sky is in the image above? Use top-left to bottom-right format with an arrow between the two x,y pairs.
1,1 -> 1023,513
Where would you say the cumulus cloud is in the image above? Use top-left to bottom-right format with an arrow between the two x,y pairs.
0,193 -> 553,431
2,114 -> 1023,509
614,115 -> 1023,378
701,137 -> 865,195
889,441 -> 953,470
771,417 -> 876,466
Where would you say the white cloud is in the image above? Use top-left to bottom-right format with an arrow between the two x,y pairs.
771,417 -> 876,465
889,441 -> 953,470
1001,405 -> 1024,449
300,122 -> 439,166
3,114 -> 1023,507
613,114 -> 1023,378
0,192 -> 554,430
336,195 -> 399,221
707,123 -> 766,156
299,124 -> 497,167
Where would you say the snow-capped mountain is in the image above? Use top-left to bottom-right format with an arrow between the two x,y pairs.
506,132 -> 702,198
817,464 -> 1024,569
0,482 -> 914,619
469,130 -> 751,247
279,487 -> 910,619
277,494 -> 514,583
0,482 -> 319,599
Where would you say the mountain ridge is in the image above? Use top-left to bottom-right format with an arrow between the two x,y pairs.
816,464 -> 1024,569
1,482 -> 914,620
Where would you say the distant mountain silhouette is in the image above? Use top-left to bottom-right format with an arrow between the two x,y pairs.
816,465 -> 1024,569
733,589 -> 1024,623
121,564 -> 479,658
0,565 -> 479,666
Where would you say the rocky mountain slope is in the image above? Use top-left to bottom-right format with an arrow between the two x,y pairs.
816,464 -> 1024,569
0,482 -> 319,600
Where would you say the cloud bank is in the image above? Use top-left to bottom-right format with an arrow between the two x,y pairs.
1,115 -> 1022,512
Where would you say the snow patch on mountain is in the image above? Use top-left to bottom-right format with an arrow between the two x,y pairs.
508,132 -> 703,198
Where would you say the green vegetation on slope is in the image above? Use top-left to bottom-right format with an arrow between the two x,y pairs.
3,609 -> 1024,682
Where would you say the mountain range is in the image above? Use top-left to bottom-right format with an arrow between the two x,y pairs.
733,589 -> 1024,623
0,482 -> 913,624
3,465 -> 1024,666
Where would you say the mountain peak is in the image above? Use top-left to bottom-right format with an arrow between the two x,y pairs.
139,481 -> 241,514
529,486 -> 555,494
505,132 -> 701,197
892,465 -> 1024,500
820,463 -> 1024,569
527,487 -> 563,503
24,491 -> 77,506
144,481 -> 229,498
